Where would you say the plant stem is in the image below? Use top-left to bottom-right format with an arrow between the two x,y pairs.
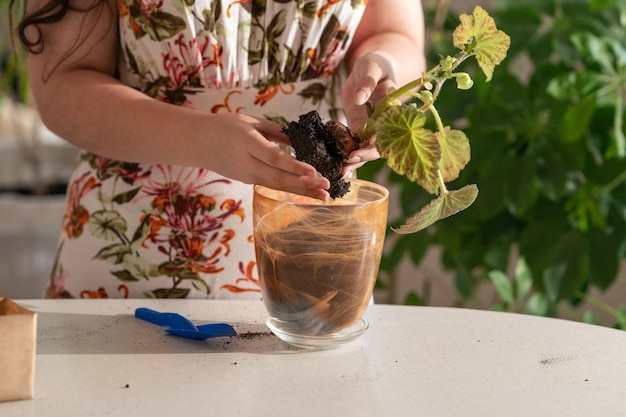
614,89 -> 624,157
575,290 -> 622,320
424,104 -> 449,194
437,169 -> 448,194
360,50 -> 473,140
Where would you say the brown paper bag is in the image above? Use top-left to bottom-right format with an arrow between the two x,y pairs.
0,298 -> 37,402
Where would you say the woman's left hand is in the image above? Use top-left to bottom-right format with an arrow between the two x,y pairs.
341,52 -> 396,177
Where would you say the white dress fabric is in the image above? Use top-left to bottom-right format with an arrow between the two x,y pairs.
47,0 -> 367,299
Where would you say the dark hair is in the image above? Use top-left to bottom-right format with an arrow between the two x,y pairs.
9,0 -> 112,79
11,0 -> 64,53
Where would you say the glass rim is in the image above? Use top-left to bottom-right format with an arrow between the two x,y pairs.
254,178 -> 389,207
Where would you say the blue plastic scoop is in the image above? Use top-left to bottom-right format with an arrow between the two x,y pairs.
135,307 -> 237,340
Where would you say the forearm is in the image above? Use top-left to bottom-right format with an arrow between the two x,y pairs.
33,67 -> 207,167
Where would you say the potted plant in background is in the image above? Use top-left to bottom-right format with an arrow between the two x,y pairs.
359,0 -> 626,329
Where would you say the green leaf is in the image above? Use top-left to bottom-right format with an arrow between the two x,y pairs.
570,32 -> 616,74
144,288 -> 191,299
488,270 -> 514,305
452,6 -> 511,81
191,278 -> 211,295
404,292 -> 426,306
130,215 -> 152,251
537,149 -> 568,201
379,236 -> 407,272
136,11 -> 186,41
88,210 -> 127,241
297,82 -> 327,105
588,228 -> 619,291
438,127 -> 470,182
546,71 -> 603,100
374,106 -> 441,194
392,185 -> 478,234
122,254 -> 160,279
524,293 -> 549,316
582,310 -> 600,326
503,154 -> 539,216
469,173 -> 506,220
93,243 -> 132,264
267,8 -> 287,41
541,231 -> 588,303
561,96 -> 596,143
589,0 -> 623,10
112,187 -> 141,204
514,257 -> 533,301
302,1 -> 317,18
519,209 -> 568,290
157,261 -> 203,282
407,233 -> 431,266
616,305 -> 626,330
111,269 -> 141,283
454,268 -> 475,299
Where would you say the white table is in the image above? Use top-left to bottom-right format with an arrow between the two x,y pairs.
3,299 -> 626,416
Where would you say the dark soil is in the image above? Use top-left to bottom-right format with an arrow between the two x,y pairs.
256,215 -> 372,334
282,110 -> 359,199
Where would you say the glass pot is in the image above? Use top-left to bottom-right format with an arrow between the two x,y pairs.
253,179 -> 389,349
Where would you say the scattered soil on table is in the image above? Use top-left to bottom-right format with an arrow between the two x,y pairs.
282,110 -> 360,199
235,331 -> 276,340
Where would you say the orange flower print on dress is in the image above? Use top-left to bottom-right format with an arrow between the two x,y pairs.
118,0 -> 142,35
211,90 -> 244,113
221,198 -> 245,222
226,0 -> 252,18
62,172 -> 101,239
80,285 -> 130,299
318,0 -> 368,18
317,0 -> 342,18
219,229 -> 236,257
220,261 -> 261,293
140,165 -> 244,277
254,84 -> 296,106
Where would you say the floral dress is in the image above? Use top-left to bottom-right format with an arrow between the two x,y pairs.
46,0 -> 367,299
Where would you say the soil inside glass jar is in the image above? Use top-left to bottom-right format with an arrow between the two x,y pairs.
256,215 -> 374,336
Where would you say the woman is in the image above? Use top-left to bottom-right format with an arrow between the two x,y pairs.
11,0 -> 425,298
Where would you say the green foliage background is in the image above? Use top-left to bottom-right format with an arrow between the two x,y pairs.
360,0 -> 626,328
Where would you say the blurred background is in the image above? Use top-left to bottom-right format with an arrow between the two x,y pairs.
1,0 -> 625,329
0,0 -> 78,298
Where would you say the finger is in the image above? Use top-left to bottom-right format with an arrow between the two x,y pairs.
353,52 -> 395,105
347,138 -> 380,163
353,59 -> 385,106
254,118 -> 291,146
249,140 -> 332,198
342,145 -> 381,177
251,137 -> 316,177
254,169 -> 331,201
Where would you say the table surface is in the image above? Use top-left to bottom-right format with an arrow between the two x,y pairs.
3,299 -> 626,417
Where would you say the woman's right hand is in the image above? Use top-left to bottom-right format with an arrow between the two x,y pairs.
195,113 -> 331,201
